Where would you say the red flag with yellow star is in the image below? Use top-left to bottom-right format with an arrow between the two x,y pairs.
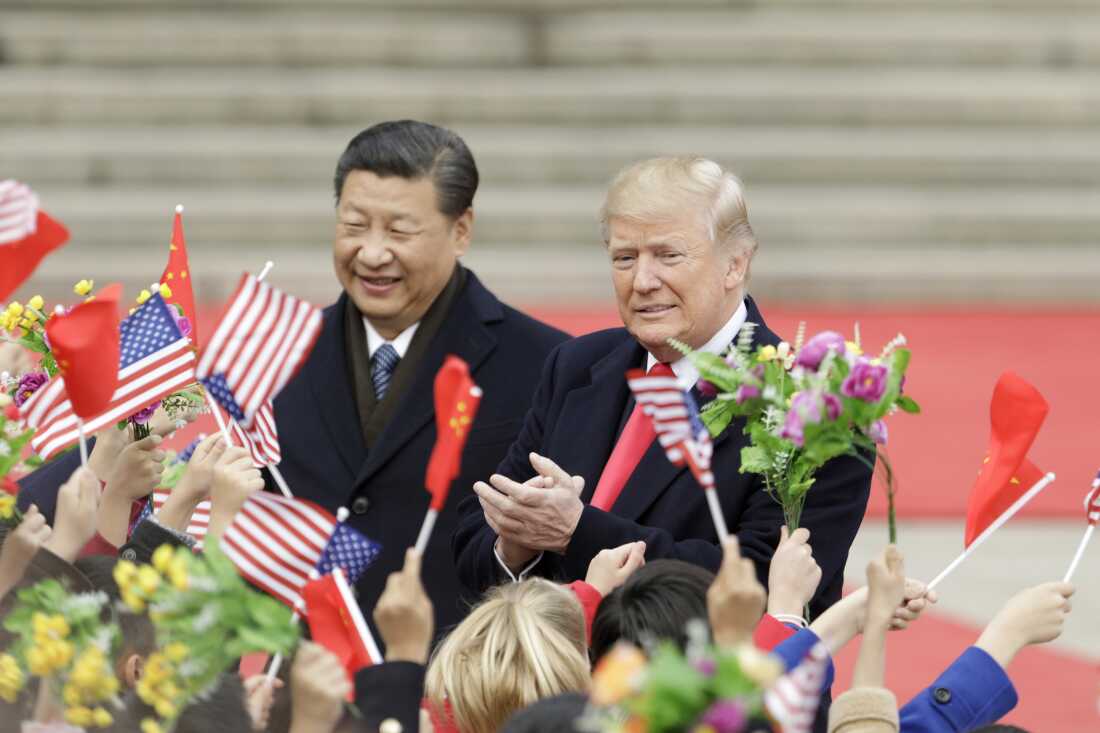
964,371 -> 1048,547
425,356 -> 482,511
160,205 -> 198,343
44,283 -> 122,419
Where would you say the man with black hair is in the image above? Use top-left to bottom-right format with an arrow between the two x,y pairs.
274,120 -> 568,637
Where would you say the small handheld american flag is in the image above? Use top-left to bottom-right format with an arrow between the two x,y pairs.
21,293 -> 196,461
764,642 -> 829,733
625,368 -> 728,539
1063,470 -> 1100,583
205,377 -> 282,467
196,273 -> 322,429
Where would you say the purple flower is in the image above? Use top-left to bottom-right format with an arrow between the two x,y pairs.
869,419 -> 888,445
842,359 -> 889,402
794,331 -> 846,371
699,700 -> 747,733
693,658 -> 717,677
696,379 -> 718,399
735,384 -> 760,404
13,371 -> 47,408
130,401 -> 159,425
779,391 -> 841,447
823,393 -> 842,421
167,305 -> 192,338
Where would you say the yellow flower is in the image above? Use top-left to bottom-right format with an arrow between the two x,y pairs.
163,643 -> 188,664
63,684 -> 82,706
73,280 -> 94,296
736,644 -> 784,687
845,340 -> 863,357
137,565 -> 161,595
168,560 -> 189,591
48,614 -> 70,638
48,640 -> 73,668
18,317 -> 33,330
66,706 -> 94,727
136,289 -> 152,305
590,643 -> 647,706
152,544 -> 174,573
0,654 -> 24,703
27,295 -> 44,312
113,559 -> 138,587
6,303 -> 22,317
92,707 -> 113,728
154,699 -> 177,719
0,494 -> 15,519
141,717 -> 164,733
122,590 -> 146,613
158,283 -> 172,299
756,344 -> 778,362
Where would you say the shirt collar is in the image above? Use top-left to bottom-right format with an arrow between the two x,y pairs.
645,299 -> 748,388
363,318 -> 420,360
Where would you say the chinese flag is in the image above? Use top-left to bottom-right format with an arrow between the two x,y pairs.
45,283 -> 122,419
302,571 -> 378,698
0,180 -> 69,303
425,356 -> 482,511
160,205 -> 198,343
964,371 -> 1049,546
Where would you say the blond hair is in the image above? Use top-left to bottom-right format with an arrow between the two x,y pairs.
425,579 -> 590,733
599,156 -> 758,261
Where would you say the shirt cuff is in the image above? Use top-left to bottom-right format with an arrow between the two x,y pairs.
142,514 -> 198,549
493,541 -> 543,582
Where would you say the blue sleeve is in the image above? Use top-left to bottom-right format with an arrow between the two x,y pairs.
772,627 -> 835,692
899,646 -> 1018,733
16,445 -> 89,523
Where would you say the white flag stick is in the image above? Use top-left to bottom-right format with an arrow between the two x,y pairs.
414,508 -> 438,555
76,417 -> 89,467
332,566 -> 383,665
928,472 -> 1056,591
1063,525 -> 1095,583
704,488 -> 730,542
256,260 -> 274,283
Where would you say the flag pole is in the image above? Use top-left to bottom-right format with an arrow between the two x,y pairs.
928,472 -> 1055,591
1063,525 -> 1094,583
75,417 -> 89,467
704,487 -> 730,542
332,566 -> 383,665
414,508 -> 438,555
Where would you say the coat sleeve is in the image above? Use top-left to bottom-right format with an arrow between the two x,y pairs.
353,661 -> 426,733
734,449 -> 873,617
452,345 -> 566,592
898,646 -> 1017,733
15,443 -> 90,523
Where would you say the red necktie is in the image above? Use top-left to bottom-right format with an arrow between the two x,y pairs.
590,362 -> 674,511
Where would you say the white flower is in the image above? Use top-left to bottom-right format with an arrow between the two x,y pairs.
0,442 -> 10,457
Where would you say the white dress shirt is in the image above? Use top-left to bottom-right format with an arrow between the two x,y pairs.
363,318 -> 420,360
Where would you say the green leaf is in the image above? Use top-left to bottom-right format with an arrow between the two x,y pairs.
700,399 -> 738,438
739,445 -> 771,475
896,395 -> 921,414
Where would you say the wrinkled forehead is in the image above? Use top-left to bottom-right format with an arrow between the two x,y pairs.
605,211 -> 712,250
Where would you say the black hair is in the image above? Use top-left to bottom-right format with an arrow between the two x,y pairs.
590,559 -> 715,663
74,555 -> 156,657
333,120 -> 479,218
500,692 -> 588,733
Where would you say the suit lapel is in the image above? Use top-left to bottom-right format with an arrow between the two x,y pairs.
351,275 -> 500,493
305,296 -> 366,476
610,294 -> 781,521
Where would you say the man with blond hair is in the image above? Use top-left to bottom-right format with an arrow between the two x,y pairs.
454,157 -> 871,623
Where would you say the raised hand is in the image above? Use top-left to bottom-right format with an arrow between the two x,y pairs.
98,434 -> 167,545
0,505 -> 51,598
585,541 -> 646,597
865,545 -> 907,630
289,642 -> 351,733
374,549 -> 435,664
243,674 -> 283,732
707,536 -> 767,648
976,582 -> 1075,668
44,466 -> 100,562
206,446 -> 264,541
157,434 -> 226,532
766,526 -> 822,618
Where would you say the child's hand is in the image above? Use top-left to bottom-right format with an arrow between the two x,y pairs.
864,545 -> 906,631
374,549 -> 435,664
977,582 -> 1074,668
0,505 -> 51,597
766,526 -> 821,617
289,642 -> 351,733
707,536 -> 766,647
44,467 -> 100,562
585,541 -> 646,597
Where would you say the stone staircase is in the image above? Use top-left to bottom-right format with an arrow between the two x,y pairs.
2,0 -> 1098,306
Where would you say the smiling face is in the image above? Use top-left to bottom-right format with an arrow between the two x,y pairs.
607,212 -> 747,363
333,169 -> 472,339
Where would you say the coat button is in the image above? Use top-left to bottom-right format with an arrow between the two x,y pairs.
120,548 -> 138,562
351,497 -> 370,515
933,687 -> 952,704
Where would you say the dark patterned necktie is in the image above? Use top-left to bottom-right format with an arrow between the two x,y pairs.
371,343 -> 400,400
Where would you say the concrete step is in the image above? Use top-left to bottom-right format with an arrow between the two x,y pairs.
5,10 -> 1099,68
19,240 -> 1100,307
5,67 -> 1100,127
28,184 -> 1100,253
0,11 -> 528,68
6,125 -> 1100,188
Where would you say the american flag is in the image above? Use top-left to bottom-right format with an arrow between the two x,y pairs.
1086,471 -> 1100,526
0,180 -> 37,245
625,369 -> 716,491
317,524 -> 382,585
21,294 -> 196,461
764,642 -> 829,733
196,273 -> 321,429
220,492 -> 380,612
151,488 -> 211,549
206,374 -> 281,467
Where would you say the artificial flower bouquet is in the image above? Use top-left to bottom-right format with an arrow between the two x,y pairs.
676,325 -> 918,541
582,623 -> 794,733
0,392 -> 36,511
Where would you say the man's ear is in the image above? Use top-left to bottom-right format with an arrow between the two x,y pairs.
451,208 -> 474,258
122,653 -> 144,687
724,247 -> 750,291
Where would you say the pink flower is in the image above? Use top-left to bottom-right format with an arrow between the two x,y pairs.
794,331 -> 846,371
823,392 -> 842,421
698,700 -> 747,733
13,371 -> 47,408
842,359 -> 888,402
735,384 -> 760,404
696,379 -> 718,399
779,391 -> 840,447
130,402 -> 158,425
869,419 -> 888,445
